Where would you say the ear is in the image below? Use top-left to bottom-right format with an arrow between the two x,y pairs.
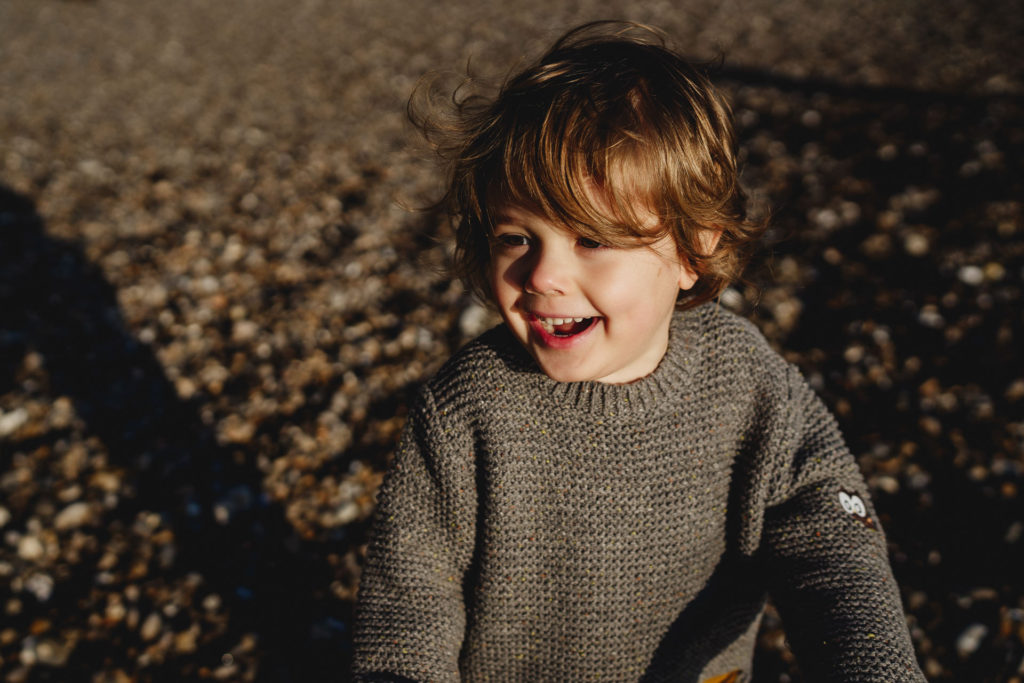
677,229 -> 722,291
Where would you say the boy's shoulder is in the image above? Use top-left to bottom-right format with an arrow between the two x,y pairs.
417,322 -> 529,405
679,302 -> 783,368
686,300 -> 762,338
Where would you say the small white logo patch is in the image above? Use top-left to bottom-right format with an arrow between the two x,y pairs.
839,489 -> 876,529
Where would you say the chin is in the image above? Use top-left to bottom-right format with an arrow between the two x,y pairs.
534,360 -> 593,383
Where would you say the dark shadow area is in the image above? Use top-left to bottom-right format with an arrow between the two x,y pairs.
0,185 -> 358,681
642,561 -> 764,682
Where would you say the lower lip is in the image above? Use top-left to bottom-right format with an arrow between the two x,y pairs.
527,315 -> 598,349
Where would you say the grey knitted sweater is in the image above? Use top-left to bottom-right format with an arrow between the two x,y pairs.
353,303 -> 925,682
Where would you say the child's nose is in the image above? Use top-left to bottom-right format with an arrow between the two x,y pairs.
523,246 -> 569,295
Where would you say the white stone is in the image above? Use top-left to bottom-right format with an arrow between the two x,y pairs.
459,304 -> 492,338
956,623 -> 988,658
957,265 -> 984,286
810,207 -> 841,231
918,306 -> 944,329
0,407 -> 28,438
25,572 -> 54,602
719,288 -> 743,310
334,502 -> 361,526
20,637 -> 37,666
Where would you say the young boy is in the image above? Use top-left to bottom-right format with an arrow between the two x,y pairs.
353,22 -> 925,682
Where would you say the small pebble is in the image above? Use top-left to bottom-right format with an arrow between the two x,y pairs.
810,207 -> 841,231
772,299 -> 802,332
918,306 -> 944,329
140,613 -> 163,641
24,574 -> 54,602
232,320 -> 260,343
984,262 -> 1006,281
54,502 -> 93,531
719,288 -> 744,310
956,623 -> 988,658
17,536 -> 44,562
459,303 -> 493,338
174,626 -> 199,654
903,232 -> 930,256
874,475 -> 899,494
800,109 -> 821,127
20,638 -> 37,666
958,265 -> 984,286
843,345 -> 865,364
202,593 -> 222,612
0,408 -> 29,438
214,662 -> 240,680
1006,380 -> 1024,402
34,639 -> 69,666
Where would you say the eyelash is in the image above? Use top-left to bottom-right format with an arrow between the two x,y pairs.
494,234 -> 529,248
492,234 -> 607,250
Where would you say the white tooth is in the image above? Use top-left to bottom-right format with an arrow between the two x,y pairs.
550,317 -> 563,325
573,317 -> 583,323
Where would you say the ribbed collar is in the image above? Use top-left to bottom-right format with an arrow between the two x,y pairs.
482,304 -> 712,419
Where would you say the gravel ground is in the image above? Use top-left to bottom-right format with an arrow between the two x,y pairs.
1,0 -> 1022,680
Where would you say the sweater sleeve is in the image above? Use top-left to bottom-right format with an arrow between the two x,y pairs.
761,365 -> 925,682
352,384 -> 477,682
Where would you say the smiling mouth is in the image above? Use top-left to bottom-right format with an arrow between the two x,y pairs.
533,314 -> 597,337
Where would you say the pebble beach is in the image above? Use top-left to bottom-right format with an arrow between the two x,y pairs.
1,0 -> 1023,680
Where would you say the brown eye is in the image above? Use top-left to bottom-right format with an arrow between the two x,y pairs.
494,234 -> 529,248
577,237 -> 605,249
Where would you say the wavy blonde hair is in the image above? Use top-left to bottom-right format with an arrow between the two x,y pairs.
411,21 -> 765,310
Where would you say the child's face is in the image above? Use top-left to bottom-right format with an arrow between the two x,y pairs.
488,204 -> 697,384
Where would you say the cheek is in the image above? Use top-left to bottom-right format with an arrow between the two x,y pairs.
486,256 -> 505,288
488,259 -> 517,308
589,258 -> 679,313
